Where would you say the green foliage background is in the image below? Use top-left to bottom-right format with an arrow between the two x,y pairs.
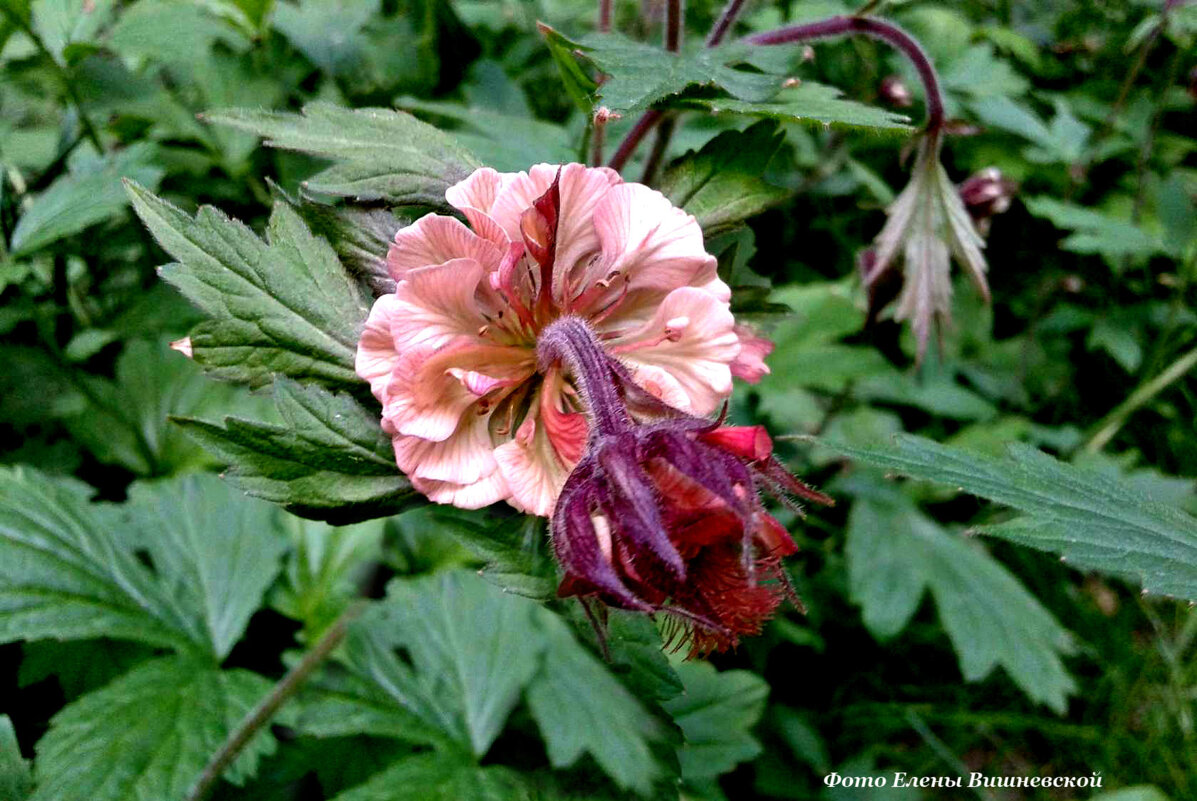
0,0 -> 1195,799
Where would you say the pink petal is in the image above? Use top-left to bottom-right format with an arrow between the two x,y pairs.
393,411 -> 497,485
355,294 -> 404,401
387,258 -> 489,352
590,183 -> 720,308
412,470 -> 510,510
489,164 -> 622,301
445,167 -> 512,248
729,324 -> 773,383
613,287 -> 739,415
539,368 -> 589,466
493,406 -> 572,517
388,214 -> 502,280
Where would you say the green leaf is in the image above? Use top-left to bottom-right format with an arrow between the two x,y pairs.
663,659 -> 768,783
106,0 -> 250,68
1089,787 -> 1171,801
396,97 -> 575,173
30,657 -> 278,801
539,22 -> 598,115
688,82 -> 912,132
440,512 -> 557,600
543,27 -> 786,114
659,121 -> 789,237
830,434 -> 1197,602
328,752 -> 531,801
273,0 -> 379,76
0,467 -> 204,653
174,378 -> 418,524
527,610 -> 664,794
10,145 -> 164,256
31,0 -> 114,64
295,660 -> 446,744
846,487 -> 1076,712
0,715 -> 32,801
127,184 -> 371,391
1024,196 -> 1165,265
19,639 -> 153,699
285,196 -> 402,296
341,571 -> 543,756
124,474 -> 286,660
60,338 -> 274,477
202,103 -> 480,204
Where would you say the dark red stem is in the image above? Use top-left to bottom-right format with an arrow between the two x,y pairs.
599,0 -> 611,31
608,109 -> 664,172
706,0 -> 748,46
666,0 -> 682,51
745,15 -> 944,131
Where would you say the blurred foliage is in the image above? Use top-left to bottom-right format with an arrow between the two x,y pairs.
0,0 -> 1195,800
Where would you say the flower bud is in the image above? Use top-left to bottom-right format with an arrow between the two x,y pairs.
879,75 -> 913,108
958,167 -> 1016,236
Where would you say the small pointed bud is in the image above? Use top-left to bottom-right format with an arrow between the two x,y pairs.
698,425 -> 773,463
879,75 -> 912,108
170,336 -> 193,358
958,167 -> 1016,235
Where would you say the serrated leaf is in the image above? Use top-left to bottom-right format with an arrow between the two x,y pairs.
527,610 -> 664,794
663,659 -> 768,783
273,0 -> 378,76
106,0 -> 250,68
127,184 -> 371,390
846,487 -> 1075,711
341,571 -> 543,756
123,474 -> 286,660
30,657 -> 278,801
689,82 -> 912,132
175,378 -> 418,524
829,434 -> 1197,602
202,103 -> 480,204
0,715 -> 31,801
544,27 -> 786,114
295,661 -> 446,745
10,145 -> 163,256
286,196 -> 402,296
660,121 -> 789,237
0,467 -> 204,653
328,752 -> 531,801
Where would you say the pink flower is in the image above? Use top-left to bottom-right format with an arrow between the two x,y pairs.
356,163 -> 772,516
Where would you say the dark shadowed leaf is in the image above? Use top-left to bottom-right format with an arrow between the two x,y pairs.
327,752 -> 532,801
174,378 -> 419,524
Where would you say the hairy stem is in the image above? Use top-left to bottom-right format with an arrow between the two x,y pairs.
745,15 -> 944,132
184,604 -> 364,801
538,317 -> 630,436
608,109 -> 665,172
707,0 -> 748,46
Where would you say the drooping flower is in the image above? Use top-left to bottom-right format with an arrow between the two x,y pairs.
538,317 -> 832,655
864,135 -> 990,360
356,164 -> 772,515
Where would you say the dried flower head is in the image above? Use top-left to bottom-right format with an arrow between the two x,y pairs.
538,317 -> 832,655
356,164 -> 772,515
865,136 -> 990,360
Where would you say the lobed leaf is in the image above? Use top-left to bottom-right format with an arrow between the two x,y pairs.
328,752 -> 531,801
127,183 -> 371,391
30,657 -> 279,801
831,434 -> 1197,603
202,103 -> 480,204
687,82 -> 912,132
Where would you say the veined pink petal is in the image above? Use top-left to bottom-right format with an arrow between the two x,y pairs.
393,411 -> 498,485
383,340 -> 534,442
590,183 -> 719,306
356,294 -> 404,401
614,287 -> 739,415
539,368 -> 588,466
445,167 -> 511,248
493,405 -> 572,517
386,258 -> 489,352
625,362 -> 691,409
412,469 -> 510,510
388,215 -> 502,280
729,324 -> 773,383
491,164 -> 623,301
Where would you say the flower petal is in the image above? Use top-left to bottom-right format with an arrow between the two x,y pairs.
393,410 -> 498,485
445,167 -> 512,248
412,470 -> 510,510
387,258 -> 489,352
388,214 -> 502,279
493,406 -> 572,517
356,294 -> 404,401
614,287 -> 739,415
729,324 -> 773,383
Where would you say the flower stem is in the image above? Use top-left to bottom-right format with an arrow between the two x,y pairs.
538,317 -> 630,436
1083,342 -> 1197,454
745,15 -> 944,132
666,0 -> 683,51
640,114 -> 676,184
707,0 -> 748,46
183,603 -> 364,801
599,0 -> 612,32
608,109 -> 665,172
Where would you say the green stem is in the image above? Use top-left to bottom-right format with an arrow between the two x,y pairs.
183,603 -> 364,801
1084,342 -> 1197,453
0,6 -> 104,153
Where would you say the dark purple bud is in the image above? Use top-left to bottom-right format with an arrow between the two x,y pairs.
958,167 -> 1016,235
